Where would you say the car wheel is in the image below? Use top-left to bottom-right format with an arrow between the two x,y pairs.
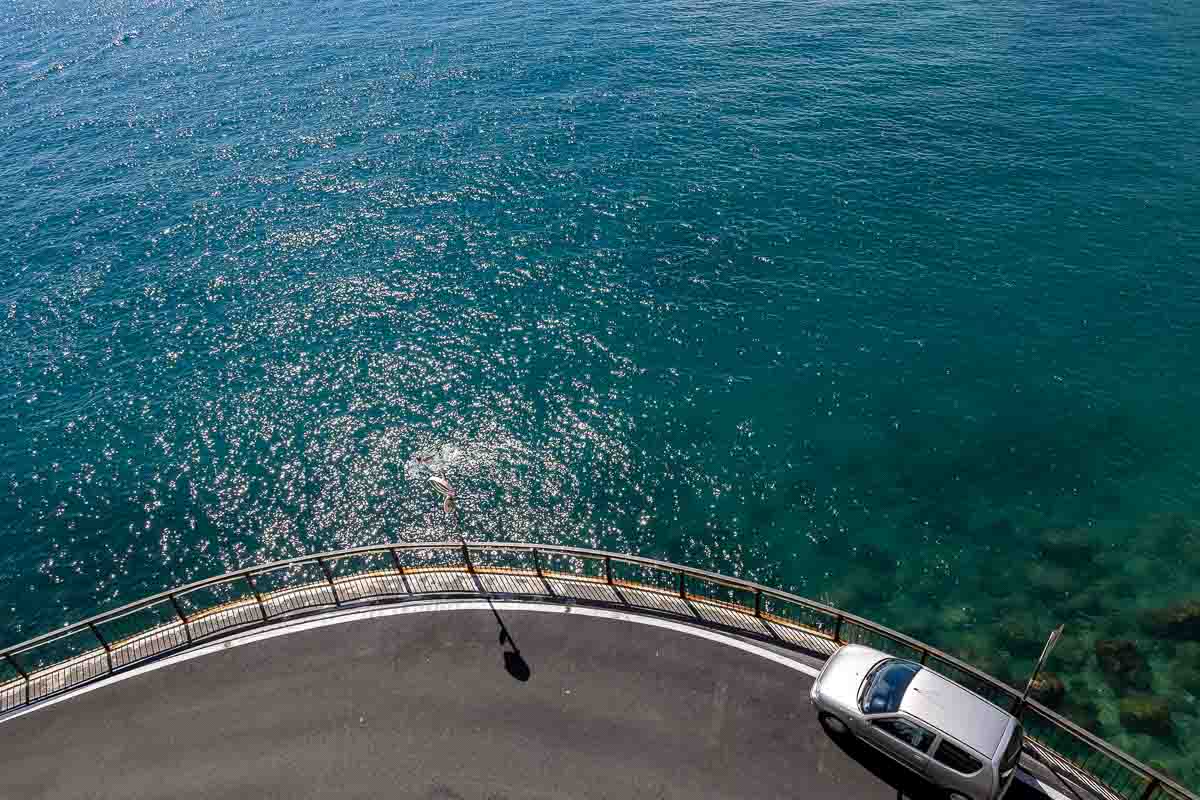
818,712 -> 850,737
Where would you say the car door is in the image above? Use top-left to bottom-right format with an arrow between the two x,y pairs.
862,715 -> 936,774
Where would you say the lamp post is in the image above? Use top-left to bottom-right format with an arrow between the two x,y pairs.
1013,624 -> 1065,717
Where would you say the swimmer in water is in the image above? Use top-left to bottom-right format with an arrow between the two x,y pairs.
428,475 -> 457,516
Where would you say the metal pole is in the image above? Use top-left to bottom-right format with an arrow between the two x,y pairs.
754,590 -> 763,618
246,573 -> 268,620
168,594 -> 192,644
390,548 -> 412,595
678,571 -> 686,600
88,623 -> 114,674
1014,624 -> 1065,716
833,614 -> 844,644
317,558 -> 341,606
533,549 -> 543,578
5,654 -> 30,706
920,649 -> 930,666
604,556 -> 613,585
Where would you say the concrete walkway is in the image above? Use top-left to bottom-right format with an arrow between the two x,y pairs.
0,602 -> 1059,799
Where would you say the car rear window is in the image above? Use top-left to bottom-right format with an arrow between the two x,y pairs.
860,659 -> 921,714
934,740 -> 984,774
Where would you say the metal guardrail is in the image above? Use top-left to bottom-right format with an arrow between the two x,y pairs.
0,541 -> 1192,800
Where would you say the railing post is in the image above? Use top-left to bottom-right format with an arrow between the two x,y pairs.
604,555 -> 613,585
88,623 -> 114,674
168,594 -> 192,645
5,654 -> 30,706
1138,779 -> 1161,800
678,571 -> 686,600
245,572 -> 268,620
390,548 -> 412,595
833,614 -> 844,644
317,558 -> 341,606
754,590 -> 763,618
532,549 -> 543,577
920,649 -> 930,665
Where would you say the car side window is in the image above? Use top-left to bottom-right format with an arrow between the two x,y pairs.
870,718 -> 936,752
934,740 -> 984,774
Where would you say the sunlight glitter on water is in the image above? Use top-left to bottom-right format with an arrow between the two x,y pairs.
2,0 -> 1199,784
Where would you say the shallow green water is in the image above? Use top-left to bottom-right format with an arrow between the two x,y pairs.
1,0 -> 1198,784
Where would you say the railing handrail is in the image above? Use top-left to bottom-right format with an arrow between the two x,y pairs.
0,541 -> 914,657
0,540 -> 1192,800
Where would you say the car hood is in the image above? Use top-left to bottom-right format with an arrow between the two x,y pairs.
815,645 -> 887,709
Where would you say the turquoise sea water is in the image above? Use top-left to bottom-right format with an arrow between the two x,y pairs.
2,0 -> 1199,783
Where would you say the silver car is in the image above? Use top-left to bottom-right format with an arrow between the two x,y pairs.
810,644 -> 1024,800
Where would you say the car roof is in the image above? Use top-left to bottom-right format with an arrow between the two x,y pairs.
899,668 -> 1013,757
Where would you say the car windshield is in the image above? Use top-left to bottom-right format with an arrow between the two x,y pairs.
860,659 -> 921,715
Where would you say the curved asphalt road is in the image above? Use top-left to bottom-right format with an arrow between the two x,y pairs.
0,603 -> 1058,799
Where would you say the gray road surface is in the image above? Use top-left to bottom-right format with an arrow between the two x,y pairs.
0,604 -> 1056,799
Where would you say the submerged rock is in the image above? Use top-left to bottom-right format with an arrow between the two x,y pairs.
954,634 -> 1008,684
1061,578 -> 1130,619
1136,513 -> 1200,550
1037,527 -> 1096,563
1028,673 -> 1066,709
1062,698 -> 1103,735
1025,561 -> 1074,598
1061,588 -> 1105,618
1167,643 -> 1200,697
1118,696 -> 1173,737
1047,633 -> 1091,670
1094,639 -> 1151,692
1143,600 -> 1200,641
939,605 -> 974,629
980,562 -> 1021,598
1168,659 -> 1200,696
997,614 -> 1042,652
